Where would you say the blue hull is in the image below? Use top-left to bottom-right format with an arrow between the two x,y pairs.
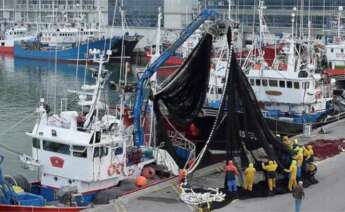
206,100 -> 329,125
14,37 -> 121,62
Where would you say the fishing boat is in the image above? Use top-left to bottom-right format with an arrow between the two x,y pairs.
324,6 -> 345,80
0,26 -> 35,54
0,49 -> 180,211
13,28 -> 121,63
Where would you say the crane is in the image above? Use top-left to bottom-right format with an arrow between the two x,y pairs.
133,9 -> 218,146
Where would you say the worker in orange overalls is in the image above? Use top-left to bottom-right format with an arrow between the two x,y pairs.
224,160 -> 239,192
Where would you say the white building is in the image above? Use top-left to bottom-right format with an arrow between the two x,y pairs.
0,0 -> 108,31
164,0 -> 198,30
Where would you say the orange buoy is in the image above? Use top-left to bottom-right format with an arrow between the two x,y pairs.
189,123 -> 200,137
141,166 -> 156,179
135,176 -> 148,187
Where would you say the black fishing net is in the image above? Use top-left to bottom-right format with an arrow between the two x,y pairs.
153,33 -> 213,168
154,34 -> 212,127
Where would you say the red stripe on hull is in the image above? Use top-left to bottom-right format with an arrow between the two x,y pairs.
0,46 -> 13,54
324,68 -> 345,77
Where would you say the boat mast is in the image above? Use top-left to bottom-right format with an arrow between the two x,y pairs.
288,11 -> 296,73
338,6 -> 343,41
258,0 -> 266,62
148,7 -> 162,147
307,0 -> 311,67
228,0 -> 231,20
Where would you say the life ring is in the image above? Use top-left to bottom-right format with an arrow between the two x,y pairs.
107,164 -> 117,176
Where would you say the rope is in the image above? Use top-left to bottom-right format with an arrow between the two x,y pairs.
186,41 -> 234,175
0,112 -> 36,156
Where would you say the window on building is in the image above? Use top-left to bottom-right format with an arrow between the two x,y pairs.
294,82 -> 300,89
72,145 -> 87,158
331,48 -> 334,53
269,80 -> 278,87
287,81 -> 292,88
256,79 -> 261,86
279,80 -> 285,88
32,138 -> 40,149
43,140 -> 70,155
262,79 -> 268,87
250,79 -> 254,86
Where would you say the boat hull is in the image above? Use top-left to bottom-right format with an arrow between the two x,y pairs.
14,37 -> 121,63
0,46 -> 13,54
110,35 -> 142,62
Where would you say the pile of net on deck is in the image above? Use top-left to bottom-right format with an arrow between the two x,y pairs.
152,28 -> 317,209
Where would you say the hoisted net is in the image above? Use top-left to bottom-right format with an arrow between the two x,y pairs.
153,27 -> 317,208
153,33 -> 213,167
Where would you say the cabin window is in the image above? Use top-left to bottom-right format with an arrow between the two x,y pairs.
102,147 -> 108,157
262,79 -> 268,87
294,82 -> 300,89
269,80 -> 278,87
1,42 -> 4,46
279,80 -> 285,88
287,81 -> 292,88
32,138 -> 40,149
331,48 -> 334,53
250,79 -> 254,86
93,147 -> 108,158
113,147 -> 123,155
217,88 -> 223,94
256,79 -> 261,86
302,82 -> 310,89
43,140 -> 70,155
72,145 -> 87,158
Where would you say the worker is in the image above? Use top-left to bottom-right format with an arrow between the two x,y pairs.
178,169 -> 187,184
304,145 -> 314,163
292,139 -> 300,152
262,160 -> 278,192
284,160 -> 298,191
244,163 -> 256,192
282,136 -> 293,150
224,160 -> 239,192
293,148 -> 304,179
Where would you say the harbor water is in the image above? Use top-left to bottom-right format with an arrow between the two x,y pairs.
0,55 -> 122,180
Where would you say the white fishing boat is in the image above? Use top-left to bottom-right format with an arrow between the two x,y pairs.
0,49 -> 180,210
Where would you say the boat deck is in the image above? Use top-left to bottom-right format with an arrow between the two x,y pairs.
85,119 -> 345,212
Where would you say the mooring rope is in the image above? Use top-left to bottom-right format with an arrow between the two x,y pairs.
0,111 -> 36,156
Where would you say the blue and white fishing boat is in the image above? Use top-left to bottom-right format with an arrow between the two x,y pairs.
205,1 -> 335,135
14,27 -> 122,63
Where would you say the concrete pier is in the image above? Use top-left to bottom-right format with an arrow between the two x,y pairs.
86,119 -> 345,212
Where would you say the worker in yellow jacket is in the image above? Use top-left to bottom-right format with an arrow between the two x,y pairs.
262,160 -> 278,192
303,145 -> 314,163
293,148 -> 304,179
285,160 -> 298,191
244,163 -> 256,191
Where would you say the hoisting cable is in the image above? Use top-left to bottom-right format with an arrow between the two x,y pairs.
178,33 -> 234,207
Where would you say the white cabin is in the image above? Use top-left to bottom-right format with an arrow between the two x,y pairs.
39,27 -> 102,47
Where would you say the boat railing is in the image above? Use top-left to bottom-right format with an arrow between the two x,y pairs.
169,132 -> 196,160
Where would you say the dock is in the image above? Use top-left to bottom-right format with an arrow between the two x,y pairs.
86,119 -> 345,212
